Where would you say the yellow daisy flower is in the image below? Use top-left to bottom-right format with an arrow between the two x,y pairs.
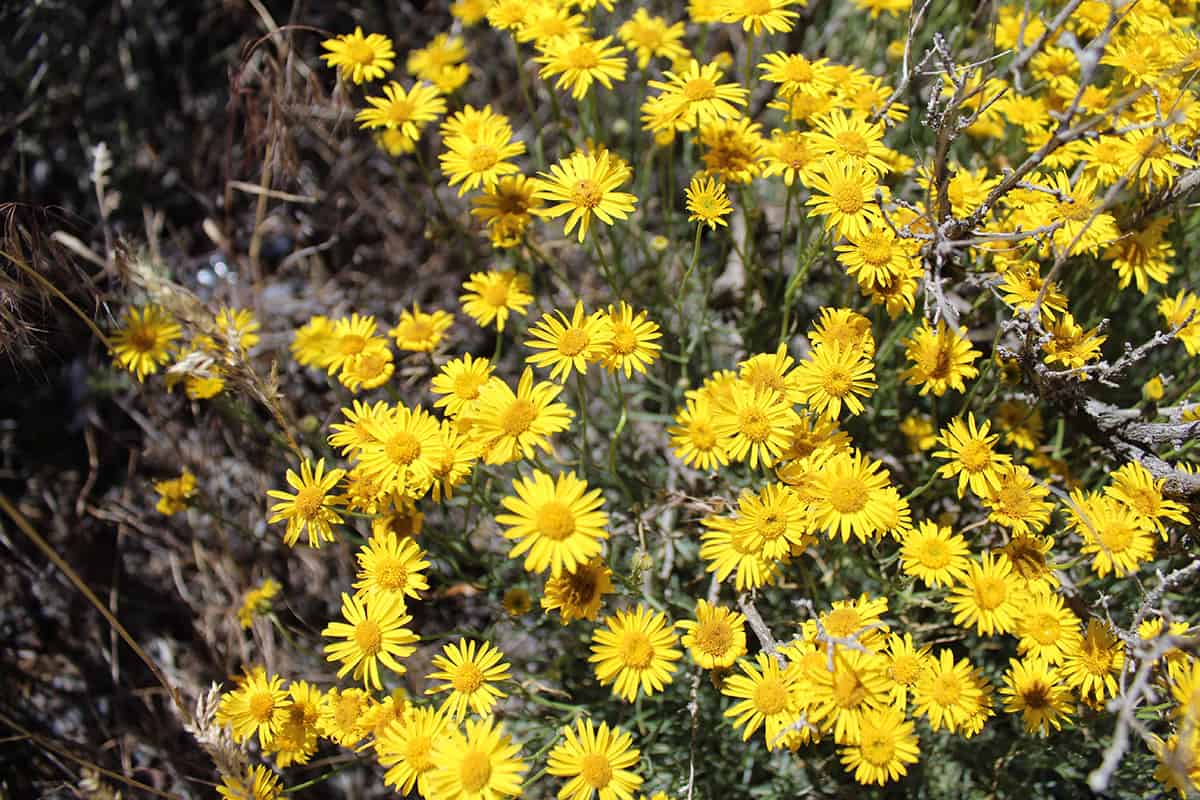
357,403 -> 446,500
912,649 -> 984,733
425,639 -> 512,721
837,706 -> 920,786
496,470 -> 609,576
326,313 -> 387,375
440,116 -> 526,196
617,9 -> 688,68
646,61 -> 748,131
428,716 -> 527,800
110,304 -> 182,381
601,301 -> 662,378
723,652 -> 806,749
376,705 -> 450,797
547,718 -> 644,800
807,110 -> 893,175
807,449 -> 894,543
340,347 -> 396,392
541,557 -> 614,624
1060,618 -> 1124,705
678,599 -> 748,670
322,592 -> 419,691
807,649 -> 891,745
721,0 -> 801,35
932,413 -> 1011,497
328,399 -> 391,457
266,458 -> 346,548
1000,658 -> 1074,735
470,367 -> 575,464
668,395 -> 732,471
535,35 -> 628,100
356,81 -> 447,142
525,301 -> 614,382
470,178 -> 544,249
1015,590 -> 1081,665
268,680 -> 321,767
804,162 -> 880,239
589,604 -> 683,701
321,27 -> 395,84
153,469 -> 197,515
432,354 -> 496,419
317,686 -> 373,747
794,343 -> 877,420
685,174 -> 733,229
217,765 -> 282,800
533,150 -> 638,242
390,303 -> 453,353
237,577 -> 281,630
900,319 -> 980,397
699,514 -> 779,590
711,382 -> 799,469
948,552 -> 1027,637
1067,490 -> 1157,578
353,531 -> 431,606
216,671 -> 288,748
459,269 -> 533,332
981,465 -> 1054,536
900,520 -> 969,588
1105,461 -> 1190,536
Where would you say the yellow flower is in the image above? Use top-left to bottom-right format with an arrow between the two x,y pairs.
291,315 -> 337,368
807,110 -> 893,175
601,301 -> 662,377
912,649 -> 984,733
266,458 -> 346,548
1002,533 -> 1061,592
698,117 -> 765,184
758,51 -> 832,98
357,404 -> 446,500
820,594 -> 890,654
340,347 -> 395,393
432,354 -> 496,418
678,599 -> 748,670
722,652 -> 805,749
590,604 -> 682,702
645,61 -> 748,131
699,514 -> 779,590
376,705 -> 450,796
353,531 -> 430,606
459,269 -> 533,331
933,413 -> 1012,497
807,449 -> 893,542
428,717 -> 527,800
533,151 -> 638,242
517,5 -> 588,46
948,552 -> 1027,637
900,319 -> 980,397
470,367 -> 574,465
807,649 -> 891,745
153,469 -> 197,515
321,27 -> 394,84
728,483 -> 812,560
669,395 -> 731,471
217,765 -> 282,800
898,415 -> 937,453
1060,618 -> 1124,705
721,0 -> 802,35
496,470 -> 609,577
329,399 -> 391,457
502,587 -> 533,616
535,35 -> 628,100
1105,461 -> 1190,536
440,115 -> 526,196
268,680 -> 321,767
712,382 -> 799,469
110,304 -> 182,381
547,718 -> 644,800
979,466 -> 1051,536
237,577 -> 281,630
1043,311 -> 1107,369
900,521 -> 969,588
216,670 -> 288,747
317,686 -> 373,747
837,706 -> 920,786
1158,289 -> 1200,356
390,303 -> 453,352
356,81 -> 447,142
471,177 -> 543,249
1000,658 -> 1073,736
1067,490 -> 1157,578
326,313 -> 387,374
322,592 -> 418,691
761,128 -> 821,187
1015,591 -> 1081,665
804,162 -> 880,240
407,33 -> 467,81
685,174 -> 733,229
541,557 -> 614,624
617,9 -> 688,69
525,301 -> 614,382
882,632 -> 931,709
425,639 -> 512,720
795,343 -> 876,420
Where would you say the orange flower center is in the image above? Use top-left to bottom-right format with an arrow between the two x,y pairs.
580,753 -> 614,788
835,131 -> 870,158
831,181 -> 865,214
754,675 -> 789,714
557,326 -> 591,356
618,631 -> 654,668
294,485 -> 325,520
354,620 -> 383,656
827,475 -> 868,514
459,750 -> 492,793
501,398 -> 537,435
536,500 -> 576,541
693,618 -> 733,656
452,662 -> 485,693
468,145 -> 499,173
386,432 -> 422,465
682,77 -> 717,101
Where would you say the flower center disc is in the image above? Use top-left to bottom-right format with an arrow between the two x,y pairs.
536,501 -> 576,541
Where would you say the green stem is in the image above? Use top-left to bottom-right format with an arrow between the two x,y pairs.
575,371 -> 591,480
608,373 -> 629,480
